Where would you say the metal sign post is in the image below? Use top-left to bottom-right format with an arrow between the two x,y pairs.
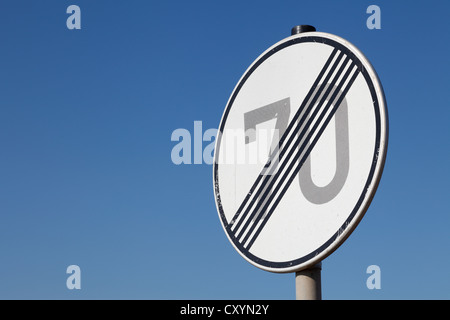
213,25 -> 388,299
295,262 -> 322,300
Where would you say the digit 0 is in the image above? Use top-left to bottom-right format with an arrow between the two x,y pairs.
298,84 -> 350,204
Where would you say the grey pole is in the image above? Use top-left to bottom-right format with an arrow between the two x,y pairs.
291,25 -> 316,35
295,262 -> 322,300
290,24 -> 322,301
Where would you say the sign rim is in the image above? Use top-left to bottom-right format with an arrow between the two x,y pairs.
213,31 -> 388,273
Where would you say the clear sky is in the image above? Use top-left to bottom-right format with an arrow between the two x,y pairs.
0,0 -> 449,299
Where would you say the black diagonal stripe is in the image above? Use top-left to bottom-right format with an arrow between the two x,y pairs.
244,63 -> 358,249
228,49 -> 341,235
245,66 -> 360,250
238,57 -> 354,245
228,49 -> 340,232
235,56 -> 351,242
233,51 -> 345,239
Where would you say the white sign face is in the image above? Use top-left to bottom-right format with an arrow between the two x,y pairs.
213,32 -> 388,273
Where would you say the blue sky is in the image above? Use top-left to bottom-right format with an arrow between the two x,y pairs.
0,0 -> 449,299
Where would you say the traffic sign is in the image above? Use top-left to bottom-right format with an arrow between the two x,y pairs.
213,30 -> 388,273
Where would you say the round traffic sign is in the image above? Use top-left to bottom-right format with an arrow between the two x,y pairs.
213,31 -> 388,273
